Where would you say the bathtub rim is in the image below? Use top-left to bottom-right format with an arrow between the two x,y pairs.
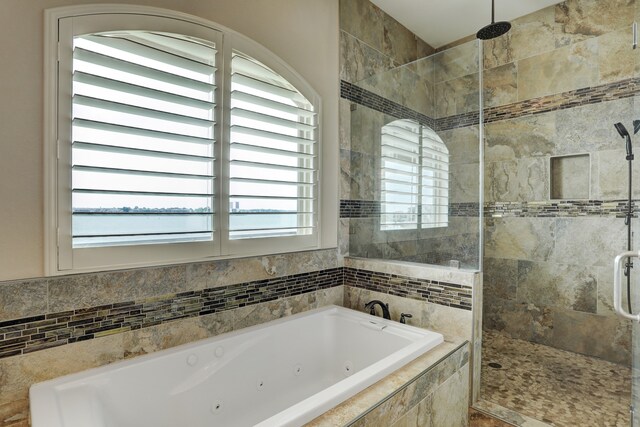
29,305 -> 444,427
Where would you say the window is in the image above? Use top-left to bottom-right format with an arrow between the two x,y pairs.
46,7 -> 322,273
380,119 -> 448,231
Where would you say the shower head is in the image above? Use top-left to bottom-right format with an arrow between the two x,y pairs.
477,0 -> 511,40
615,122 -> 634,160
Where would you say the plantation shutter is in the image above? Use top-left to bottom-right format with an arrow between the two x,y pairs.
380,119 -> 449,230
381,120 -> 421,230
229,52 -> 317,239
421,127 -> 449,228
71,31 -> 217,248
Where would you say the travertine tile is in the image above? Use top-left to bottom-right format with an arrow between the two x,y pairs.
433,40 -> 479,84
517,38 -> 599,101
340,31 -> 394,83
483,62 -> 518,109
339,0 -> 384,55
551,217 -> 626,267
516,260 -> 597,313
435,73 -> 480,118
0,279 -> 48,321
554,97 -> 634,156
483,258 -> 518,301
484,158 -> 549,203
554,0 -> 635,47
483,7 -> 555,70
484,113 -> 556,162
484,217 -> 555,262
381,12 -> 419,66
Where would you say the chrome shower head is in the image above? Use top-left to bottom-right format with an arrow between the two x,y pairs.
477,0 -> 511,40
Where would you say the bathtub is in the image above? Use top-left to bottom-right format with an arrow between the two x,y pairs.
30,305 -> 444,427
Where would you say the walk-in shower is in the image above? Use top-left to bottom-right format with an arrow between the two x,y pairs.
345,1 -> 640,423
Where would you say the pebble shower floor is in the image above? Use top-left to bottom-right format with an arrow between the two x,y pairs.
481,330 -> 631,426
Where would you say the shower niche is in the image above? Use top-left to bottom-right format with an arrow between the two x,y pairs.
550,153 -> 590,200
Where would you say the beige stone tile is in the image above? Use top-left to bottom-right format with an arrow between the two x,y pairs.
349,151 -> 377,201
339,0 -> 384,54
433,40 -> 479,84
450,162 -> 480,204
516,260 -> 597,313
483,7 -> 555,70
421,302 -> 472,342
121,317 -> 208,359
554,0 -> 635,47
517,38 -> 599,101
483,258 -> 518,301
315,285 -> 344,308
340,149 -> 351,200
0,334 -> 124,412
484,112 -> 556,162
416,38 -> 435,59
339,98 -> 352,151
483,62 -> 518,109
550,217 -> 626,267
484,157 -> 549,202
484,217 -> 555,262
428,363 -> 470,426
0,279 -> 47,321
49,265 -> 187,312
435,73 -> 480,118
0,398 -> 29,426
441,125 -> 480,166
591,148 -> 640,200
555,97 -> 634,156
382,12 -> 418,66
340,31 -> 395,84
598,27 -> 639,84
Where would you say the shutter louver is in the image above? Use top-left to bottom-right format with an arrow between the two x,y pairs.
71,31 -> 216,248
229,53 -> 317,239
381,120 -> 449,231
421,128 -> 449,228
381,120 -> 421,230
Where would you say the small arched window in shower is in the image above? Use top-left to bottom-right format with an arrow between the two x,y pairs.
380,119 -> 449,231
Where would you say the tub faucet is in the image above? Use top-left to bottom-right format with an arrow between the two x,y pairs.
364,300 -> 391,320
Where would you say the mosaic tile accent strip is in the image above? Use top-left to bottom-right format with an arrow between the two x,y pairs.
439,77 -> 640,131
340,199 -> 381,218
0,268 -> 343,359
450,202 -> 481,217
341,200 -> 634,219
344,267 -> 472,310
340,80 -> 436,129
486,200 -> 637,218
341,201 -> 480,218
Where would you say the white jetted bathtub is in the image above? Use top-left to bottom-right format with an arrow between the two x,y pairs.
30,305 -> 444,427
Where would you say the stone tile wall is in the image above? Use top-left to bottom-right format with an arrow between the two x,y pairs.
481,0 -> 640,365
0,253 -> 478,425
340,32 -> 482,269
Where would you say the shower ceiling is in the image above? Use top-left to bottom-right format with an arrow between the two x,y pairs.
370,0 -> 564,48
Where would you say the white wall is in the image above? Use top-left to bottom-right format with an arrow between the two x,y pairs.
0,0 -> 339,281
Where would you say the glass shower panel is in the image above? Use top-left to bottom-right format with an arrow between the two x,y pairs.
347,39 -> 482,270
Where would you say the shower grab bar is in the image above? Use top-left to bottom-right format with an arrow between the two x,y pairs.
614,251 -> 640,322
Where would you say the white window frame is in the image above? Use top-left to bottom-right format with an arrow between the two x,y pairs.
44,5 -> 326,275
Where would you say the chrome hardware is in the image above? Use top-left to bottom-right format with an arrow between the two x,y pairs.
613,251 -> 640,322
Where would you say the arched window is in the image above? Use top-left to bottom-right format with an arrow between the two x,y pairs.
380,119 -> 448,231
46,6 -> 320,273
